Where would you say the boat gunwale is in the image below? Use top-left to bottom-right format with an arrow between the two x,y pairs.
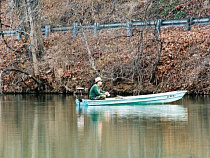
84,90 -> 187,102
86,96 -> 185,106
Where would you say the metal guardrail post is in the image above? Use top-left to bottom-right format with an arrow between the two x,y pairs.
127,22 -> 132,36
156,19 -> 162,34
94,23 -> 99,37
45,25 -> 51,38
1,17 -> 209,38
187,17 -> 193,31
73,23 -> 78,37
17,28 -> 22,40
0,70 -> 2,94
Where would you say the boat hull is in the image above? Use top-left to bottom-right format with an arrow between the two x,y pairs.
75,90 -> 187,106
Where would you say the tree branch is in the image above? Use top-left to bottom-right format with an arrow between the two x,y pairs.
2,68 -> 41,85
0,1 -> 22,53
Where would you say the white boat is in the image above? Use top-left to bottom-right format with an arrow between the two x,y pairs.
75,90 -> 187,106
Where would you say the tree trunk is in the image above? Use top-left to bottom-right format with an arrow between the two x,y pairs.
26,0 -> 44,76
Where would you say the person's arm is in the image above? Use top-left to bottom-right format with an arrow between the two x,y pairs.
99,87 -> 110,96
95,85 -> 110,97
99,87 -> 105,94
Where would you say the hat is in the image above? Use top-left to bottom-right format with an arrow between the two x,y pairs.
95,77 -> 102,83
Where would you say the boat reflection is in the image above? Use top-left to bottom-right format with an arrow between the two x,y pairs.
77,104 -> 188,122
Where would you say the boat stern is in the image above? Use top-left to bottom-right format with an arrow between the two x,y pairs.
75,99 -> 88,106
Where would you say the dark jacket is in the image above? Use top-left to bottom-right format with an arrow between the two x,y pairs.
89,84 -> 106,100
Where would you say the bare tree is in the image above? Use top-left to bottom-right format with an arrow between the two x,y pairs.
0,0 -> 44,92
2,0 -> 44,76
25,0 -> 44,76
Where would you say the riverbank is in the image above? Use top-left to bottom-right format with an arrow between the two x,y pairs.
0,0 -> 209,95
0,24 -> 209,95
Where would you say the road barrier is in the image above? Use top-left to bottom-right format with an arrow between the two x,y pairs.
0,17 -> 209,40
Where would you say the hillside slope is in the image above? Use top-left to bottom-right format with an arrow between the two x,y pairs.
0,0 -> 209,94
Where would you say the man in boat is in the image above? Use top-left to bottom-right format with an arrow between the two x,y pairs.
89,77 -> 110,100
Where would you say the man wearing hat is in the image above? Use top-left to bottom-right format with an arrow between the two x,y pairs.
89,77 -> 110,100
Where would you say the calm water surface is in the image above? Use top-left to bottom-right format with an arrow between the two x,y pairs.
0,94 -> 209,158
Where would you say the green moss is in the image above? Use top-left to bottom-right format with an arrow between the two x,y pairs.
158,0 -> 181,18
174,11 -> 187,19
160,3 -> 176,17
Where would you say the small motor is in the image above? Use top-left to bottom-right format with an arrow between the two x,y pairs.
77,87 -> 84,105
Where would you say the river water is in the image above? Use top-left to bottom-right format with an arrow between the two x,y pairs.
0,94 -> 209,158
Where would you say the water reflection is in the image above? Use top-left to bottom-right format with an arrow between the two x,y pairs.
0,94 -> 77,158
77,105 -> 188,122
76,104 -> 190,158
76,100 -> 210,158
0,95 -> 209,158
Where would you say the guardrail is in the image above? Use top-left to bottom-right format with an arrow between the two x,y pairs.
0,17 -> 209,40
